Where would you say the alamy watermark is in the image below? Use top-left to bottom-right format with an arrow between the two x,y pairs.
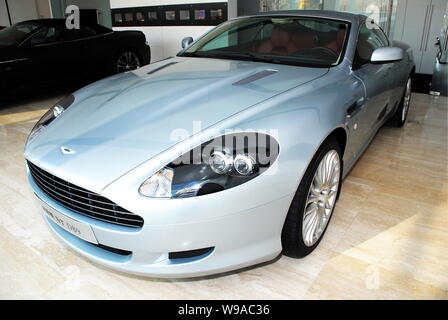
169,121 -> 280,174
65,5 -> 80,30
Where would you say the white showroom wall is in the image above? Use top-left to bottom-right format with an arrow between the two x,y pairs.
0,0 -> 39,25
49,0 -> 112,28
111,0 -> 228,62
0,0 -> 10,26
65,0 -> 112,28
35,0 -> 53,19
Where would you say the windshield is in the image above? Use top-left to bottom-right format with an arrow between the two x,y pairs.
180,16 -> 350,67
0,21 -> 43,46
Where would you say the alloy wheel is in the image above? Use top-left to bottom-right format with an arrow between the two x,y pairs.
116,52 -> 141,73
402,78 -> 412,122
302,149 -> 340,247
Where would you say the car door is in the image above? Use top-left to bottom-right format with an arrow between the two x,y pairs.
27,25 -> 83,81
75,25 -> 107,76
351,23 -> 392,146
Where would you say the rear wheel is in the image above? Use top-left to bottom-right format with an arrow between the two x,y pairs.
113,51 -> 141,74
389,77 -> 412,127
282,138 -> 342,258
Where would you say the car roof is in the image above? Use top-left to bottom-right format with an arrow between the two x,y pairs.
248,10 -> 366,24
18,19 -> 66,26
16,19 -> 112,33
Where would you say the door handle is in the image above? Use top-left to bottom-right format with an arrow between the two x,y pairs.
346,97 -> 365,119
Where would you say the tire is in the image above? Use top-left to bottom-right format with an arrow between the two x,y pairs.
389,76 -> 412,127
113,50 -> 141,74
281,137 -> 342,258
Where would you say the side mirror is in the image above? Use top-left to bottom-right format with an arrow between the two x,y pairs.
371,47 -> 404,64
181,37 -> 193,49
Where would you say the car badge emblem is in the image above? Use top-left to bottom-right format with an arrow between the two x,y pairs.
60,146 -> 76,154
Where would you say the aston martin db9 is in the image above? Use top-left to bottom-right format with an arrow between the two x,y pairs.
24,11 -> 414,278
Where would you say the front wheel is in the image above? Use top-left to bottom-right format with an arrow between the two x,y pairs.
113,51 -> 141,74
389,77 -> 412,127
281,138 -> 342,258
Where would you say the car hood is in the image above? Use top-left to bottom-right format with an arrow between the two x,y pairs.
25,57 -> 328,193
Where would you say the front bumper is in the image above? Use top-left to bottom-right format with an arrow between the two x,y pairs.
28,170 -> 291,278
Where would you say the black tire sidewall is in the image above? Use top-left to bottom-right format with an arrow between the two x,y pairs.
390,77 -> 412,127
281,137 -> 342,258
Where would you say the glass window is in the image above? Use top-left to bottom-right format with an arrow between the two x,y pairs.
0,22 -> 42,46
80,26 -> 96,38
179,10 -> 190,21
114,13 -> 122,23
183,17 -> 350,67
124,12 -> 133,22
165,11 -> 176,21
148,11 -> 157,21
372,26 -> 389,46
210,9 -> 223,20
31,26 -> 60,45
353,24 -> 388,68
195,9 -> 206,20
136,12 -> 145,22
259,0 -> 397,38
260,0 -> 323,11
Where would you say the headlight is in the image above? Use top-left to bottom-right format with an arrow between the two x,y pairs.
139,132 -> 279,199
26,94 -> 75,145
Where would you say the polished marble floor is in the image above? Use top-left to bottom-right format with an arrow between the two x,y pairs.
0,92 -> 446,299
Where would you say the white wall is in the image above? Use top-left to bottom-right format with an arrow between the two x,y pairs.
392,0 -> 448,74
7,0 -> 39,24
36,0 -> 53,18
113,25 -> 215,63
0,0 -> 50,26
0,0 -> 10,26
111,0 -> 228,63
65,0 -> 112,27
111,0 -> 226,8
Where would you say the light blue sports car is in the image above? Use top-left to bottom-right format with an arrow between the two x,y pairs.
24,10 -> 414,278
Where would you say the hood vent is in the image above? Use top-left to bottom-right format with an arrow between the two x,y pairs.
233,69 -> 278,86
147,61 -> 178,75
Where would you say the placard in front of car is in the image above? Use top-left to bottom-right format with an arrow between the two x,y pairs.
41,201 -> 98,244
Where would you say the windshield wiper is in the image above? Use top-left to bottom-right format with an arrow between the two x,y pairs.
180,50 -> 329,68
182,50 -> 278,63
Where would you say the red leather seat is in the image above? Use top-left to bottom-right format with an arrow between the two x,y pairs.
291,34 -> 315,51
258,27 -> 299,55
325,29 -> 347,53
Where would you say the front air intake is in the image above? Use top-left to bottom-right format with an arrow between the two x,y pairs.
169,247 -> 214,260
28,161 -> 144,228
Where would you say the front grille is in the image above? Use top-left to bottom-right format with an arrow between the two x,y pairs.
28,161 -> 144,228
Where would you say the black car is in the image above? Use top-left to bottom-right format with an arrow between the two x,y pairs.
0,19 -> 151,97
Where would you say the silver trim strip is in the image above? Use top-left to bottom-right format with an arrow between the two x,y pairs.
424,5 -> 435,52
420,5 -> 430,52
0,58 -> 29,64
